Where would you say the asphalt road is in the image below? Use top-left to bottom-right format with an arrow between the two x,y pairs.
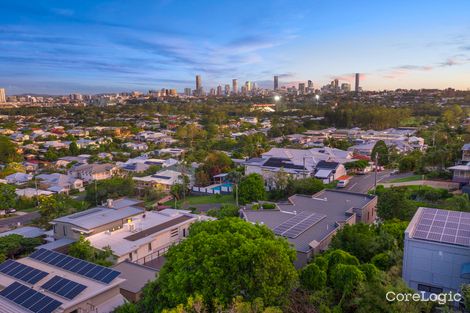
0,212 -> 40,229
344,170 -> 392,193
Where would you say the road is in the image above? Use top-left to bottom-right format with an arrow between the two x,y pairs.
344,170 -> 391,193
0,212 -> 40,230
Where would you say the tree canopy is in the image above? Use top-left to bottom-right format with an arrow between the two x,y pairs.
238,173 -> 266,204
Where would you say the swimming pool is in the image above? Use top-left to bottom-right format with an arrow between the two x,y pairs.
211,183 -> 233,191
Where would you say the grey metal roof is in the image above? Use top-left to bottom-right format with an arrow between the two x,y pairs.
53,206 -> 144,230
243,190 -> 376,253
112,261 -> 158,293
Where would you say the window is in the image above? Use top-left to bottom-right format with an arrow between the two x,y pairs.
128,253 -> 132,261
418,284 -> 443,294
53,224 -> 57,234
148,243 -> 152,252
170,228 -> 179,238
63,225 -> 67,236
183,228 -> 186,237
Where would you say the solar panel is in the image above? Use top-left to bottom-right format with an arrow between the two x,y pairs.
413,208 -> 470,247
273,211 -> 311,235
30,249 -> 120,284
0,259 -> 48,285
0,282 -> 62,313
41,275 -> 87,300
283,213 -> 327,238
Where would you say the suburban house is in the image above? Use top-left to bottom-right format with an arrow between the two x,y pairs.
5,172 -> 33,185
68,163 -> 118,183
403,207 -> 470,301
244,147 -> 354,189
87,209 -> 208,266
51,198 -> 145,242
242,190 -> 377,267
133,169 -> 185,192
0,249 -> 125,313
112,261 -> 158,302
449,144 -> 470,184
314,161 -> 347,183
15,188 -> 53,198
36,173 -> 84,193
119,157 -> 179,173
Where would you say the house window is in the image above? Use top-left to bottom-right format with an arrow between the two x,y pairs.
53,224 -> 57,234
128,253 -> 133,261
170,228 -> 179,238
418,284 -> 443,294
63,226 -> 67,236
148,243 -> 152,252
183,228 -> 186,237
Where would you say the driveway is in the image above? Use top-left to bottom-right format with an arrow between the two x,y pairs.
0,212 -> 40,230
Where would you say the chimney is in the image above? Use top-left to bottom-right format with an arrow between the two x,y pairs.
107,199 -> 114,208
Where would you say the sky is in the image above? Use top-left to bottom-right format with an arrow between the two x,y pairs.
1,0 -> 470,95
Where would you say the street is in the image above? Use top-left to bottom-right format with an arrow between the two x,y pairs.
344,170 -> 391,193
0,212 -> 40,231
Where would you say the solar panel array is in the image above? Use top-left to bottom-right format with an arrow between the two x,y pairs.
413,208 -> 470,247
273,211 -> 327,239
29,248 -> 120,284
0,282 -> 62,313
0,259 -> 48,284
41,275 -> 87,300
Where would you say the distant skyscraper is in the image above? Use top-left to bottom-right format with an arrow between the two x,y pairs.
184,88 -> 192,96
274,76 -> 279,90
232,79 -> 238,94
245,81 -> 251,91
224,84 -> 230,95
217,85 -> 223,96
0,88 -> 6,103
298,83 -> 306,94
196,75 -> 202,95
209,88 -> 216,96
334,79 -> 339,89
307,80 -> 313,88
355,73 -> 360,94
341,83 -> 351,92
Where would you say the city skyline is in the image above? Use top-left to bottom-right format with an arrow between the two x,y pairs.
1,0 -> 470,94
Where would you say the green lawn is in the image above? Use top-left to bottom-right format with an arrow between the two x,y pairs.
388,174 -> 425,183
165,194 -> 235,207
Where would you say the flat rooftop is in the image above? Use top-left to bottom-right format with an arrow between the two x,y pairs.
87,209 -> 199,256
243,190 -> 376,252
53,206 -> 144,230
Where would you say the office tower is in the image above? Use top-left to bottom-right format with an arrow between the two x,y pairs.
196,75 -> 202,95
241,85 -> 248,95
232,79 -> 238,94
298,83 -> 306,95
209,88 -> 216,96
274,76 -> 279,90
307,80 -> 313,88
252,82 -> 257,90
355,73 -> 360,93
341,83 -> 351,92
224,84 -> 230,95
245,81 -> 251,91
0,88 -> 5,103
217,85 -> 223,96
184,88 -> 192,96
334,79 -> 339,89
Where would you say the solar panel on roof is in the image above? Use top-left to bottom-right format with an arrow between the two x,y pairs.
0,259 -> 48,284
413,208 -> 470,247
283,214 -> 327,238
29,249 -> 120,284
0,282 -> 62,313
273,211 -> 311,235
41,275 -> 87,300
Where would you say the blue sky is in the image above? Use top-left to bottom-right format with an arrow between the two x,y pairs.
1,0 -> 470,94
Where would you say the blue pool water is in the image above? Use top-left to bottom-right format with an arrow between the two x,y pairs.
211,183 -> 233,191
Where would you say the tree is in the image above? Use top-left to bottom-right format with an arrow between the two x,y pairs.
85,177 -> 135,204
0,184 -> 16,210
207,204 -> 240,219
238,173 -> 266,204
371,140 -> 389,166
299,263 -> 327,292
153,218 -> 298,311
68,235 -> 113,266
195,151 -> 234,186
376,187 -> 417,220
69,141 -> 79,156
0,235 -> 42,259
286,177 -> 324,196
0,136 -> 21,163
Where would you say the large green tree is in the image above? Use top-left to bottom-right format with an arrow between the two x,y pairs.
238,173 -> 266,204
371,140 -> 389,166
0,184 -> 16,210
0,136 -> 21,163
153,218 -> 298,311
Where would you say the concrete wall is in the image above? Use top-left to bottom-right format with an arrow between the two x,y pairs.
403,237 -> 470,293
